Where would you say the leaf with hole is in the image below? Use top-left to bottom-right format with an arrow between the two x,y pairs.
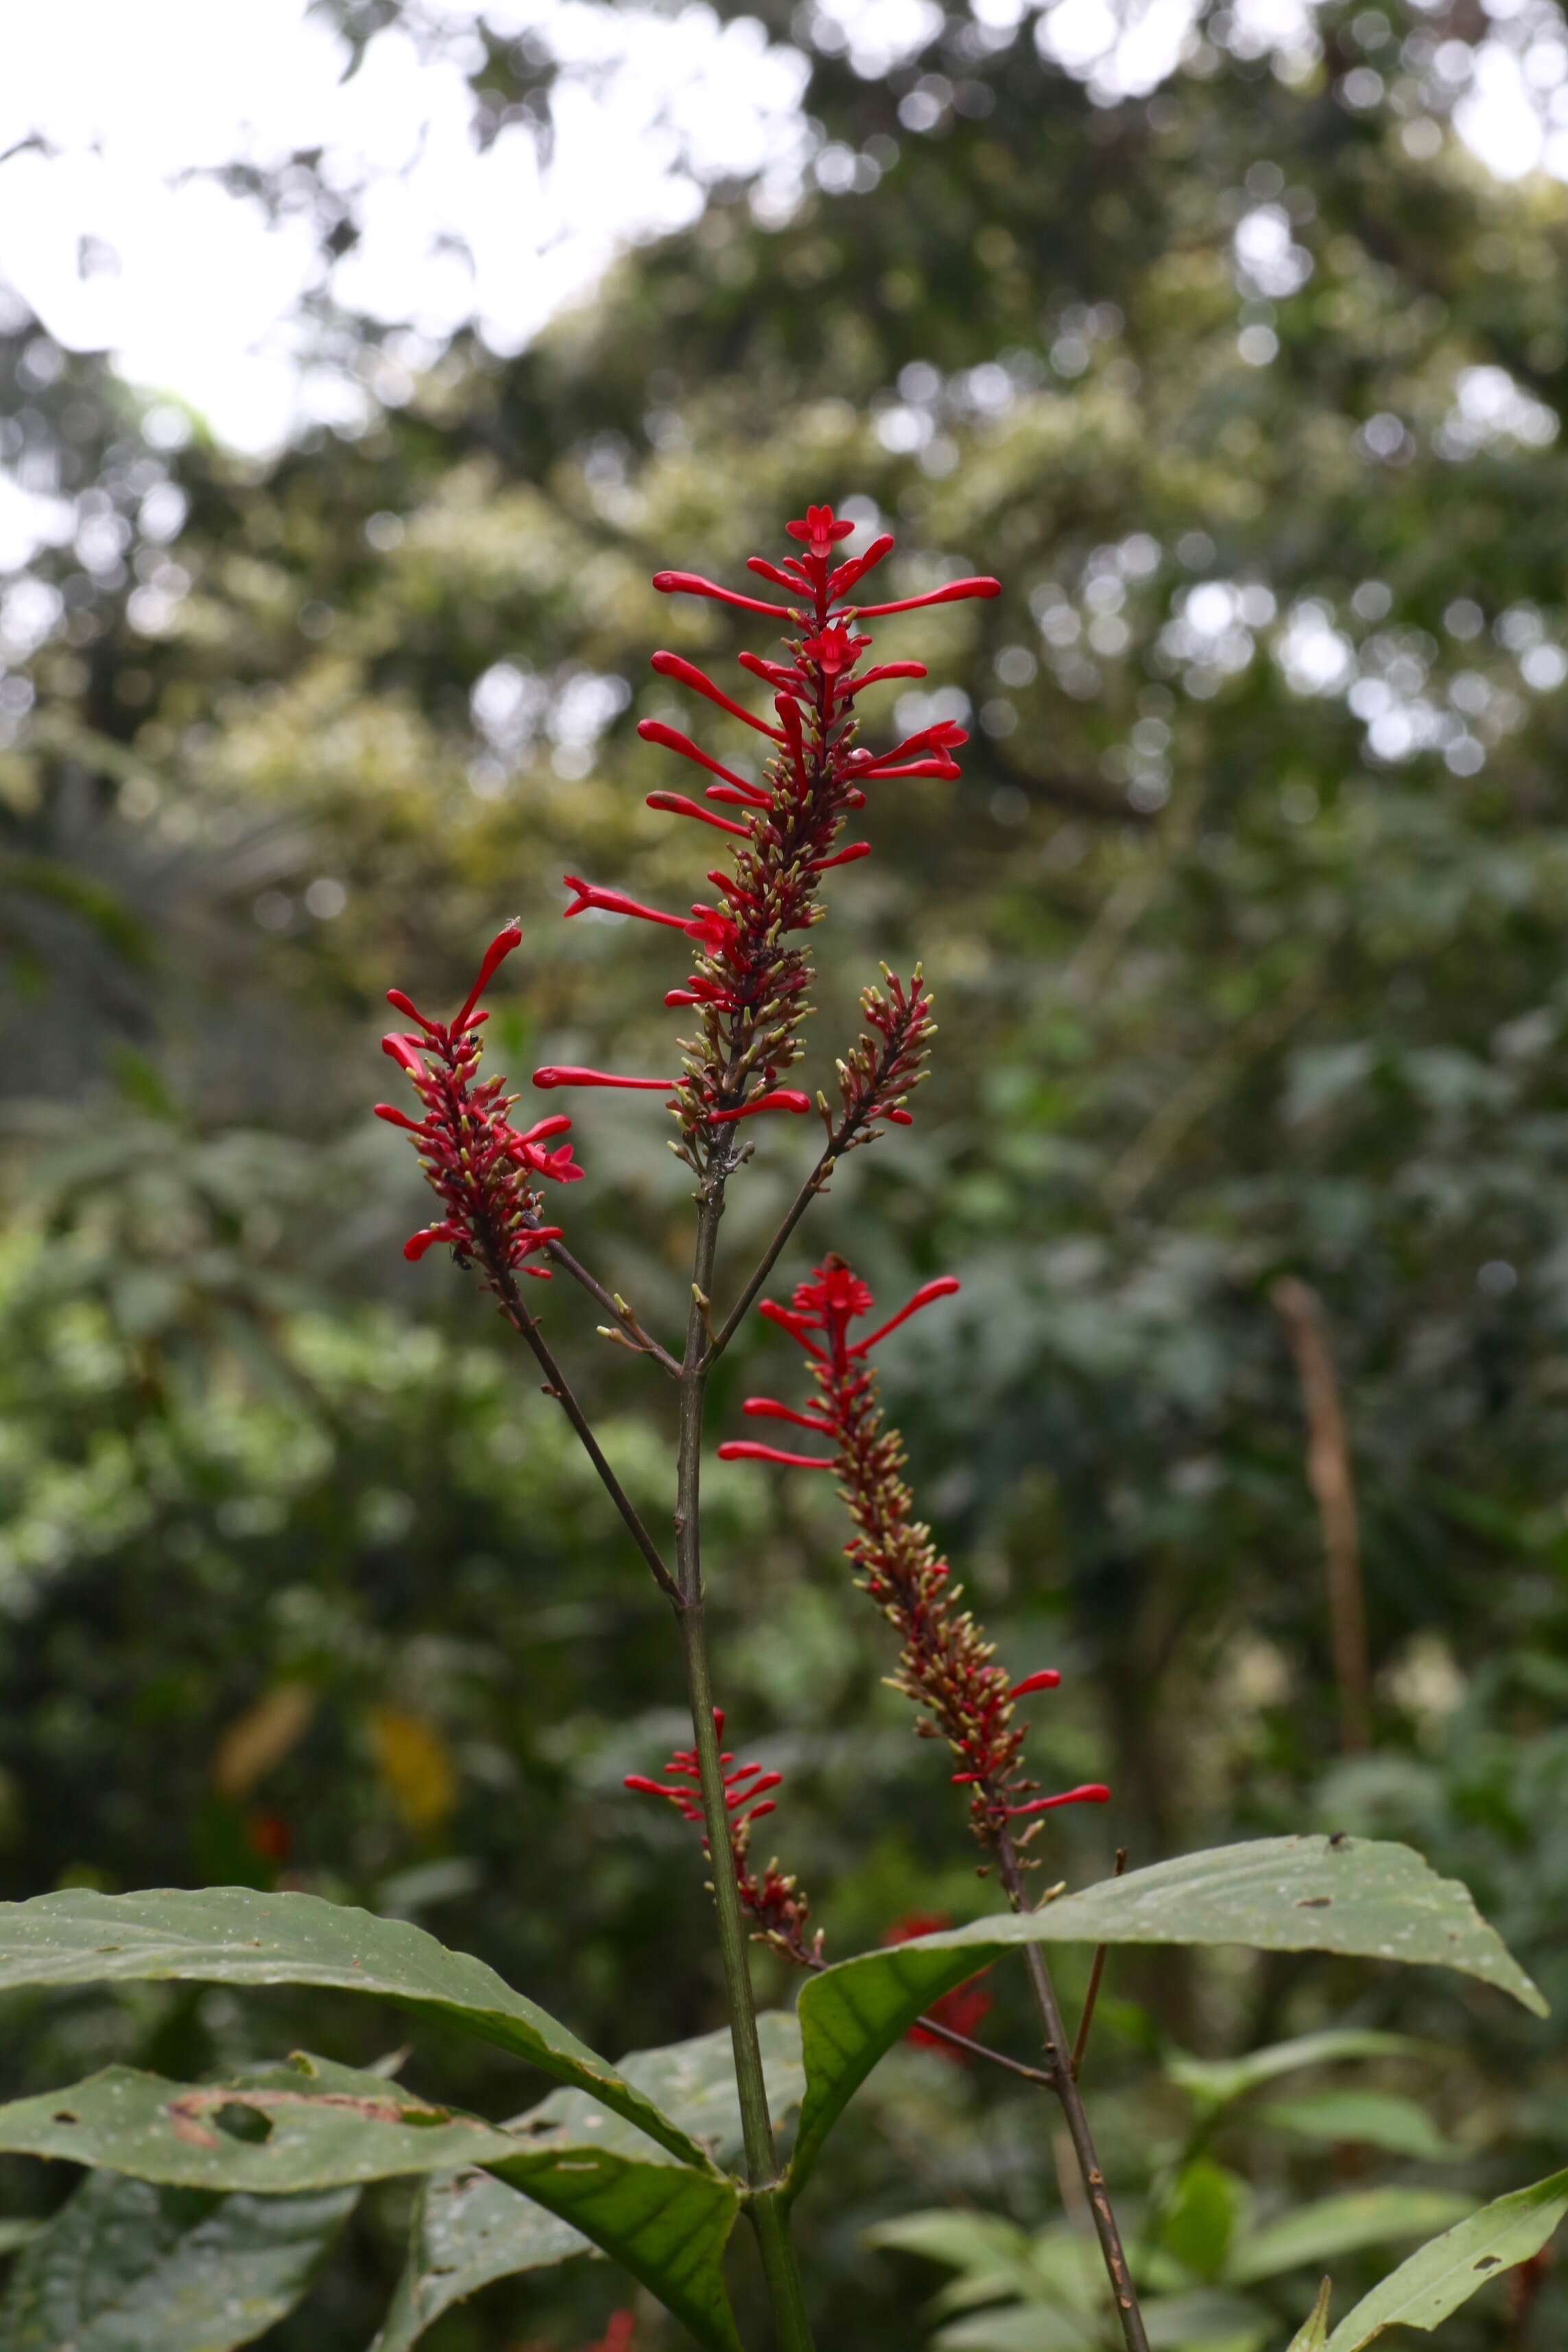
0,2054 -> 743,2352
785,1838 -> 1543,2197
1319,2167 -> 1568,2348
0,1886 -> 703,2163
0,2167 -> 356,2351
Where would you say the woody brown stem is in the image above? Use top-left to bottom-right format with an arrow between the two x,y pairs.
538,1226 -> 680,1377
483,1246 -> 682,1607
995,1830 -> 1151,2352
1272,1276 -> 1371,1754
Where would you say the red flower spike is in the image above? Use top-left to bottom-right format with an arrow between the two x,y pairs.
379,927 -> 578,1293
626,1718 -> 823,1967
720,1255 -> 1111,1850
549,506 -> 990,1144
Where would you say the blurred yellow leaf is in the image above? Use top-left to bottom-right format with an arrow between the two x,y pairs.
212,1683 -> 318,1801
368,1707 -> 458,1836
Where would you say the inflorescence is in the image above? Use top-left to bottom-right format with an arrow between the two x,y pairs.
626,1710 -> 822,1967
532,503 -> 995,1167
718,1256 -> 1110,1850
377,924 -> 583,1289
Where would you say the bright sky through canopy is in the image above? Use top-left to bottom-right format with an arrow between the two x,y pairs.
0,0 -> 1564,458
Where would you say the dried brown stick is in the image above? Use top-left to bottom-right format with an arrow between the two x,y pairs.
1272,1276 -> 1371,1753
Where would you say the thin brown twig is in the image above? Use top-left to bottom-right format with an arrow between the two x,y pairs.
483,1246 -> 682,1608
995,1829 -> 1151,2352
1071,1848 -> 1127,2081
706,1016 -> 915,1365
794,1946 -> 1051,2086
1272,1276 -> 1371,1755
523,1217 -> 680,1377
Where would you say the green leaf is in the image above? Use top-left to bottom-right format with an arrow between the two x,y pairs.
370,2014 -> 803,2351
1227,2191 -> 1471,2286
864,2211 -> 1033,2275
1287,2279 -> 1333,2351
370,2174 -> 590,2352
1321,2169 -> 1568,2349
0,2170 -> 356,2351
1161,2160 -> 1248,2284
787,1838 -> 1543,2197
1165,2032 -> 1429,2111
1140,2289 -> 1270,2349
0,2054 -> 743,2352
1255,2092 -> 1454,2163
932,2308 -> 1095,2351
0,2222 -> 43,2257
0,1886 -> 704,2164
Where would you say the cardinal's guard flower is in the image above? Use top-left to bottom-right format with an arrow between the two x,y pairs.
720,1256 -> 1110,1849
377,923 -> 583,1290
533,505 -> 997,1158
627,1711 -> 822,1967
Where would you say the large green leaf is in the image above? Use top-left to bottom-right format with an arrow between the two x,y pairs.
370,2017 -> 803,2352
1165,2032 -> 1429,2111
1227,2191 -> 1471,2287
370,2174 -> 590,2352
0,2169 -> 356,2351
787,1838 -> 1543,2197
0,1887 -> 703,2164
0,2053 -> 742,2352
1320,2168 -> 1568,2349
1255,2092 -> 1454,2164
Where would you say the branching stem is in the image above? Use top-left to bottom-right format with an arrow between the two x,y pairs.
677,1154 -> 818,2349
484,1250 -> 682,1606
995,1831 -> 1151,2352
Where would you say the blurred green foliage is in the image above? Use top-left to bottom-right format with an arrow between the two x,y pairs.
2,0 -> 1567,2339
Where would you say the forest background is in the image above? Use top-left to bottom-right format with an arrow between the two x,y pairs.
1,0 -> 1567,2344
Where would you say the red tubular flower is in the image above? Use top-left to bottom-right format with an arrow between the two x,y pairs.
377,925 -> 582,1290
586,2317 -> 637,2352
883,1914 -> 994,2058
718,1255 -> 1110,1850
626,1710 -> 822,1967
553,505 -> 999,1154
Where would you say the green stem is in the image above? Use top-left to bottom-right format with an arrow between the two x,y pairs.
676,1156 -> 817,2349
749,2189 -> 817,2352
